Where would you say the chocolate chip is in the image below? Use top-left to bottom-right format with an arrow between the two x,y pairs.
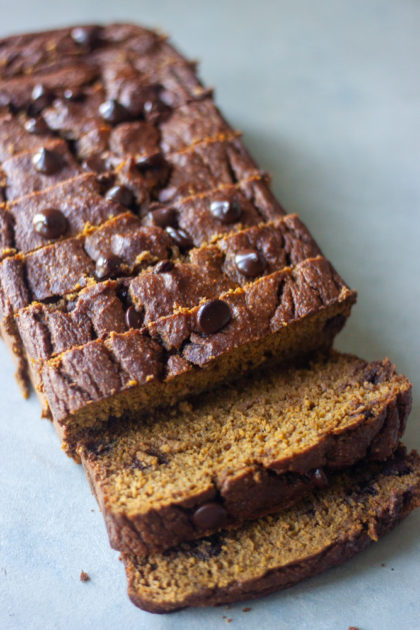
235,249 -> 265,277
143,97 -> 170,123
105,185 -> 134,208
165,226 -> 193,251
197,299 -> 231,335
210,199 -> 242,224
95,254 -> 122,280
125,306 -> 143,329
32,147 -> 63,175
192,502 -> 227,530
33,208 -> 68,239
31,84 -> 53,114
99,99 -> 128,125
82,155 -> 106,173
154,260 -> 174,274
24,117 -> 49,135
312,468 -> 329,489
71,25 -> 101,48
63,87 -> 84,102
148,206 -> 177,228
136,152 -> 168,174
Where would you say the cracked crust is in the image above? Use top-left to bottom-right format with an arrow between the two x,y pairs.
40,256 -> 355,455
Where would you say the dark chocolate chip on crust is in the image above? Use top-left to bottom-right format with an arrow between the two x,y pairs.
32,147 -> 63,175
197,299 -> 231,335
165,226 -> 193,251
210,199 -> 242,224
99,99 -> 129,125
125,306 -> 143,329
71,25 -> 102,48
82,155 -> 106,173
148,206 -> 177,229
33,208 -> 68,239
154,260 -> 174,274
24,117 -> 50,135
95,254 -> 122,280
105,185 -> 134,208
192,503 -> 228,530
235,249 -> 265,277
31,84 -> 53,114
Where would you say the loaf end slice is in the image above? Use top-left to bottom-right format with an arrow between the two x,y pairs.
123,447 -> 420,613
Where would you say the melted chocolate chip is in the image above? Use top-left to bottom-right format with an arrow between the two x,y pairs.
105,185 -> 134,208
71,25 -> 101,48
192,502 -> 227,530
235,249 -> 265,277
30,84 -> 53,114
32,147 -> 63,175
95,254 -> 122,280
33,208 -> 68,239
197,299 -> 231,335
210,199 -> 242,224
99,99 -> 129,125
125,306 -> 143,329
182,534 -> 223,560
165,226 -> 193,251
24,117 -> 49,135
82,155 -> 106,173
154,260 -> 174,274
148,206 -> 177,229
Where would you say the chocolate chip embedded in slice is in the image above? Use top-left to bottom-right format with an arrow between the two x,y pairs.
99,99 -> 129,125
312,468 -> 329,489
192,502 -> 228,530
32,147 -> 63,175
33,208 -> 68,239
125,306 -> 143,329
95,254 -> 122,280
165,226 -> 193,251
235,249 -> 265,278
148,206 -> 177,229
105,185 -> 134,208
210,199 -> 242,224
24,117 -> 50,135
197,299 -> 231,335
71,25 -> 102,48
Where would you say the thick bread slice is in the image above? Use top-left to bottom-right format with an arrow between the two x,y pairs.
79,352 -> 411,556
43,257 -> 355,456
123,448 -> 420,612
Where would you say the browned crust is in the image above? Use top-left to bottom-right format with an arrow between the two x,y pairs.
124,451 -> 420,612
81,369 -> 412,556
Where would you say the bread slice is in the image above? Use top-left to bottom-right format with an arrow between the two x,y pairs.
44,257 -> 354,456
79,352 -> 411,556
122,447 -> 420,612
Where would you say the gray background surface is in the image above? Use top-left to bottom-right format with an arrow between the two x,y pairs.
0,1 -> 419,628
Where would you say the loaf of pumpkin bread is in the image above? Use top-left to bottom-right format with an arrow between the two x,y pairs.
0,23 -> 356,457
